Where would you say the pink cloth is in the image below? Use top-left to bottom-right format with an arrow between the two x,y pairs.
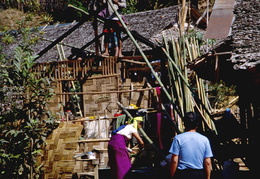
156,87 -> 163,149
108,134 -> 131,179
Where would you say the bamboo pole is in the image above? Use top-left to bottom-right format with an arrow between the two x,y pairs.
68,4 -> 89,16
169,42 -> 184,131
36,19 -> 87,60
169,36 -> 184,118
117,102 -> 167,161
182,36 -> 190,112
68,4 -> 104,23
55,87 -> 155,95
56,44 -> 63,61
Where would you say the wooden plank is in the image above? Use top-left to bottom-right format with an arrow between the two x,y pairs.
120,59 -> 146,65
78,138 -> 110,143
75,159 -> 100,163
77,172 -> 95,176
55,87 -> 154,95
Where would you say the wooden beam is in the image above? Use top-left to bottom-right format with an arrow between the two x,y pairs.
71,116 -> 117,122
36,20 -> 87,60
120,55 -> 153,60
120,59 -> 146,65
78,138 -> 110,143
55,87 -> 155,95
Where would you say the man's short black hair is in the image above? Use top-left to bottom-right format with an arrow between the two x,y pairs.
183,112 -> 200,130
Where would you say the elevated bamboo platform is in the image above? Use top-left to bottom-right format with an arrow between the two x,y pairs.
34,57 -> 118,81
33,55 -> 160,81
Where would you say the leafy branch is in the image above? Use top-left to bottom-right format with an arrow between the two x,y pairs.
0,23 -> 58,179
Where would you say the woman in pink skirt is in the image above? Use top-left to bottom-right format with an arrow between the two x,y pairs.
108,117 -> 144,179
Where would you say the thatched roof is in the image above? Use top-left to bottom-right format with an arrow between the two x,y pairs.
0,6 -> 180,63
123,5 -> 179,51
230,0 -> 260,70
191,0 -> 259,86
204,0 -> 260,70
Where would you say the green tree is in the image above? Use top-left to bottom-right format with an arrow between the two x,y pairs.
209,80 -> 236,109
2,0 -> 40,12
123,0 -> 138,14
0,27 -> 58,178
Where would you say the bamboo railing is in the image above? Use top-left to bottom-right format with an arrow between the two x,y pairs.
34,57 -> 117,81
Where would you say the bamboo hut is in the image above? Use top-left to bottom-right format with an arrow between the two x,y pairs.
1,1 -> 259,178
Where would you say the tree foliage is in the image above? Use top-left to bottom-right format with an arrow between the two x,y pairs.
1,0 -> 40,12
0,26 -> 58,178
209,80 -> 236,109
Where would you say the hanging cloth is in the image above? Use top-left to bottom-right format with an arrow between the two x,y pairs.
116,114 -> 126,128
156,87 -> 163,150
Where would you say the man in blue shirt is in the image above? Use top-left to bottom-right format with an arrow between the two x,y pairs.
169,112 -> 213,179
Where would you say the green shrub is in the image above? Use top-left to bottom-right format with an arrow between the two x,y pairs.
0,24 -> 58,179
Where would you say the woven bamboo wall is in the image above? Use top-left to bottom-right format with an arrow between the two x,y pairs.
43,75 -> 154,178
83,76 -> 153,117
48,81 -> 63,119
83,75 -> 120,116
119,78 -> 153,108
43,122 -> 83,179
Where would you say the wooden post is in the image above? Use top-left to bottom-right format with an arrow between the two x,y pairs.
93,15 -> 100,56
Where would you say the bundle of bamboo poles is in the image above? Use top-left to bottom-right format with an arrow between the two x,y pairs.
161,1 -> 217,133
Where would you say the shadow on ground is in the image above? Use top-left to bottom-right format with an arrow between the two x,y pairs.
98,168 -> 254,179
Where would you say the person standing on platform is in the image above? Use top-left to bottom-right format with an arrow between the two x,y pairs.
101,0 -> 126,58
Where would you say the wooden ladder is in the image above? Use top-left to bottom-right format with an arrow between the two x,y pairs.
57,44 -> 83,118
69,81 -> 83,117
